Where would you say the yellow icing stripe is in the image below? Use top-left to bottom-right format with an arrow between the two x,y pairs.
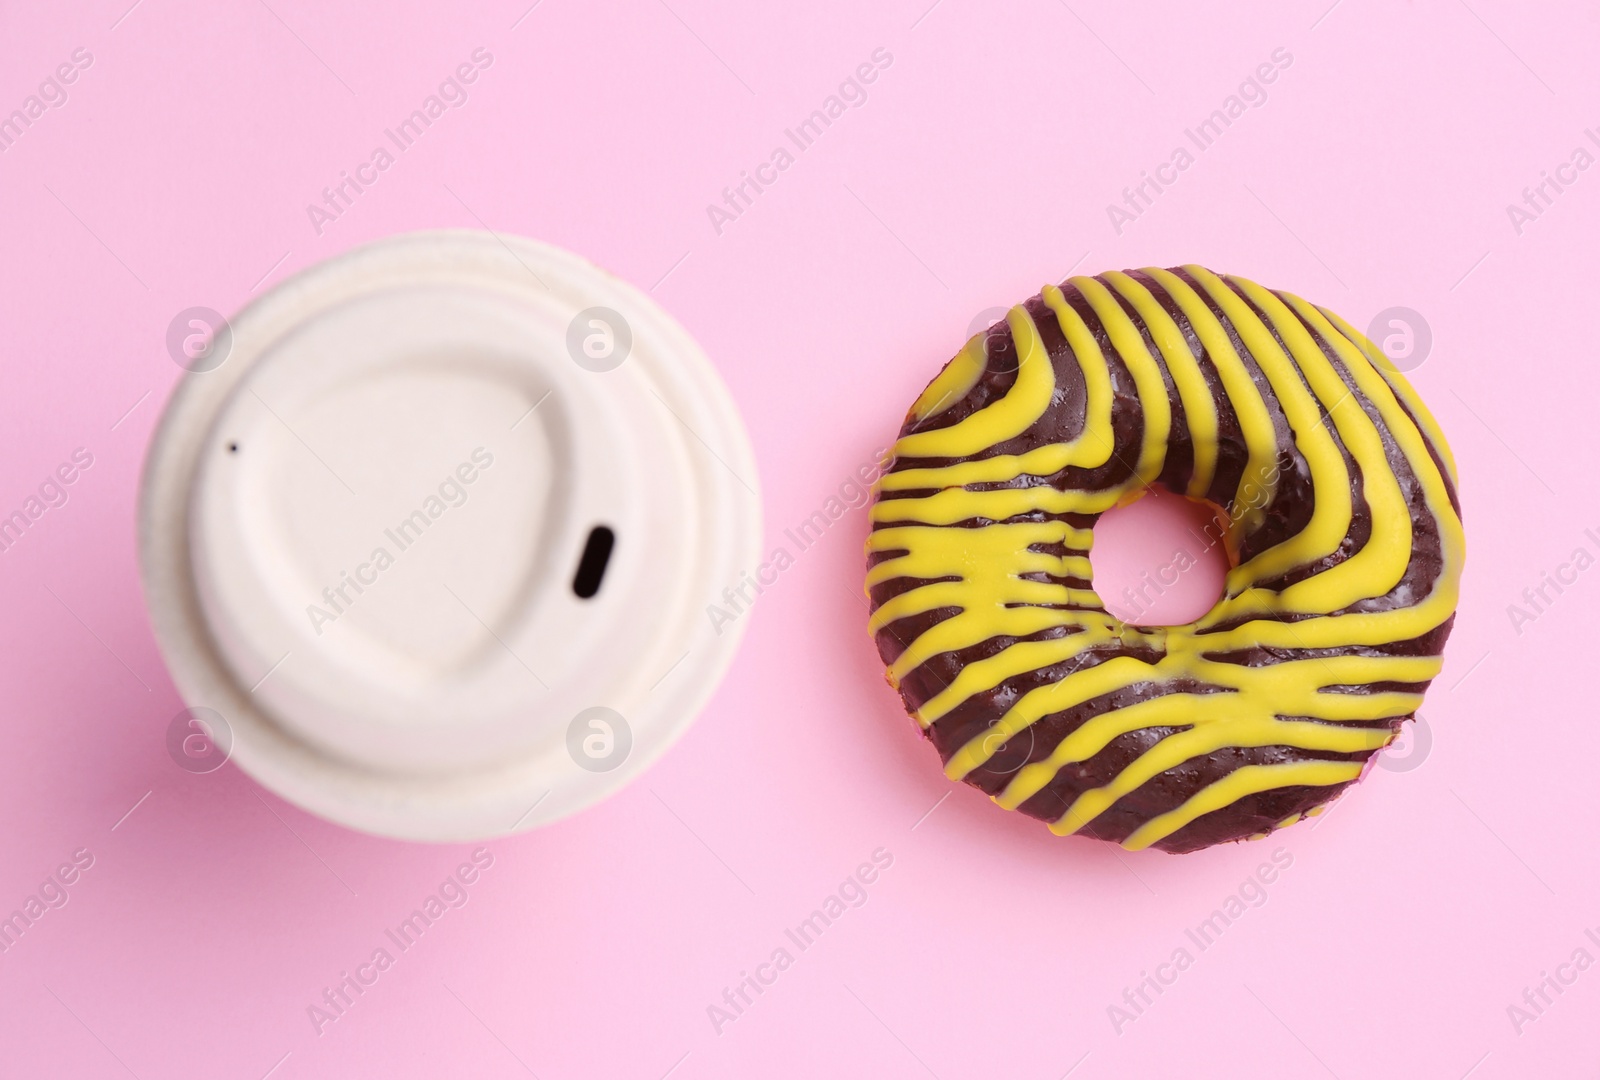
1200,277 -> 1410,620
1040,285 -> 1117,472
910,331 -> 987,421
1139,267 -> 1280,552
869,484 -> 1126,527
1070,275 -> 1170,492
961,651 -> 1428,782
894,306 -> 1055,460
1051,721 -> 1389,836
865,522 -> 1091,591
941,655 -> 1155,775
1316,304 -> 1460,487
1185,266 -> 1353,595
1117,762 -> 1364,851
885,607 -> 1080,688
1103,270 -> 1219,499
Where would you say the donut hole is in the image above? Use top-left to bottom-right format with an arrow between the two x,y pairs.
1092,486 -> 1231,627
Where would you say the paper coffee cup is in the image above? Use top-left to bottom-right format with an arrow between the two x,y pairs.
139,231 -> 762,841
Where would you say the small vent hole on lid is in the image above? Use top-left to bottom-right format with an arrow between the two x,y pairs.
572,526 -> 615,599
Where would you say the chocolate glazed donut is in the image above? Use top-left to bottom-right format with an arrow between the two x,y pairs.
864,265 -> 1465,854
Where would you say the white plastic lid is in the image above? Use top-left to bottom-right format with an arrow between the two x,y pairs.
139,231 -> 762,841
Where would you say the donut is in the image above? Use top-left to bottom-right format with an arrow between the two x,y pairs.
864,265 -> 1464,854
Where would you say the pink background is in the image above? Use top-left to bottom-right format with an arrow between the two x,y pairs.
2,0 -> 1597,1076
